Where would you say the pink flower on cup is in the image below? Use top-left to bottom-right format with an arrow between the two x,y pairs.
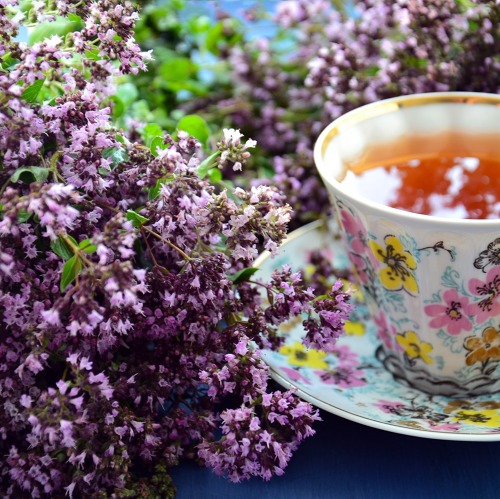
339,208 -> 369,255
426,422 -> 460,432
332,344 -> 359,368
279,366 -> 312,385
467,267 -> 500,324
424,288 -> 473,335
374,400 -> 405,414
373,310 -> 397,350
339,207 -> 379,284
349,252 -> 370,284
314,367 -> 366,388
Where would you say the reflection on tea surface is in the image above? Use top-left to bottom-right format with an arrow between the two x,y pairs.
340,132 -> 500,219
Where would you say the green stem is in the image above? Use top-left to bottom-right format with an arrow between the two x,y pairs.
142,226 -> 192,262
60,233 -> 93,266
49,151 -> 66,183
90,199 -> 191,262
140,228 -> 169,274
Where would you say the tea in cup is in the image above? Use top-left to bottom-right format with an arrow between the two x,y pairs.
314,92 -> 500,396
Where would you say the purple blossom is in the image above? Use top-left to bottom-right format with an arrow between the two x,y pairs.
0,2 -> 355,496
217,128 -> 257,171
198,390 -> 320,482
303,280 -> 354,353
204,0 -> 500,229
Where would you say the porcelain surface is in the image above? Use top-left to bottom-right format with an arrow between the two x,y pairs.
314,93 -> 500,395
257,220 -> 500,441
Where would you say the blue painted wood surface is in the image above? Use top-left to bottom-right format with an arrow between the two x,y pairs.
172,408 -> 500,498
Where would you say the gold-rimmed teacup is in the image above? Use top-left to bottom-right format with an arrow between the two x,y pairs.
314,92 -> 500,396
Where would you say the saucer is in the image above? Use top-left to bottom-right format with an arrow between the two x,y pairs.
256,219 -> 500,441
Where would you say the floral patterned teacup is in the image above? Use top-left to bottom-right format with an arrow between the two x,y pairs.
314,92 -> 500,396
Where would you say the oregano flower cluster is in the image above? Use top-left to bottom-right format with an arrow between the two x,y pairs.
0,2 -> 352,497
199,0 -> 500,227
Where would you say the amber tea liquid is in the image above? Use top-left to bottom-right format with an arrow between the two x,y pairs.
341,131 -> 500,219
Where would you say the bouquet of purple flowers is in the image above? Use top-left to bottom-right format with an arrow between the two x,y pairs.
0,2 -> 352,497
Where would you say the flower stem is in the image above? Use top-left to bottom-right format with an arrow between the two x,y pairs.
60,234 -> 93,266
140,228 -> 169,273
142,226 -> 192,262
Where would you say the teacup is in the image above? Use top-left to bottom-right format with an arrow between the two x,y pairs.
314,92 -> 500,396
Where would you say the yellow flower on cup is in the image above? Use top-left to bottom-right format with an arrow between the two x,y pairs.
344,321 -> 365,336
279,341 -> 328,369
395,330 -> 433,364
452,409 -> 500,428
464,326 -> 500,366
369,235 -> 418,295
340,278 -> 364,302
444,399 -> 500,414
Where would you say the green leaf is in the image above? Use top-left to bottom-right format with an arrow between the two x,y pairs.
141,123 -> 163,147
102,147 -> 128,167
143,123 -> 163,136
67,13 -> 82,23
204,19 -> 243,54
208,168 -> 222,183
404,56 -> 428,70
29,18 -> 78,44
188,16 -> 211,34
126,209 -> 149,227
148,179 -> 162,200
110,95 -> 125,118
205,22 -> 224,54
197,151 -> 220,179
11,166 -> 50,184
60,255 -> 81,292
177,115 -> 210,146
84,48 -> 101,60
150,136 -> 168,157
313,294 -> 330,301
130,100 -> 154,123
159,57 -> 194,82
51,237 -> 74,260
79,239 -> 97,254
228,267 -> 259,284
21,79 -> 45,103
0,52 -> 19,70
147,176 -> 174,200
363,66 -> 380,77
163,79 -> 208,96
468,20 -> 479,31
116,82 -> 139,106
457,0 -> 475,9
17,210 -> 32,223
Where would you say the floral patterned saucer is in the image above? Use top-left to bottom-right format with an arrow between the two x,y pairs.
256,219 -> 500,441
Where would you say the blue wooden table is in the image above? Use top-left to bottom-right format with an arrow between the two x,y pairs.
172,408 -> 499,498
